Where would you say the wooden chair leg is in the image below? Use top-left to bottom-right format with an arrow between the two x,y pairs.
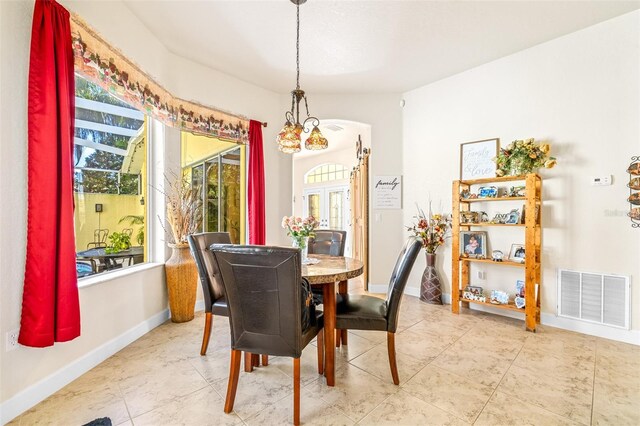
200,312 -> 213,356
261,354 -> 269,366
316,330 -> 324,375
387,332 -> 400,385
224,349 -> 242,413
293,357 -> 301,426
252,353 -> 260,367
244,352 -> 253,372
337,280 -> 348,347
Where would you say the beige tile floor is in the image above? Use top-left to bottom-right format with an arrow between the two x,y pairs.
11,281 -> 640,426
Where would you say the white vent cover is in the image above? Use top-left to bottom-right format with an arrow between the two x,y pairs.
557,269 -> 630,329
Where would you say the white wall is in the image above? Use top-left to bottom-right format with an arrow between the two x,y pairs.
0,0 -> 289,421
402,11 -> 640,335
300,94 -> 405,288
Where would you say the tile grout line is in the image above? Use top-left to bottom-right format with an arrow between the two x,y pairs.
590,339 -> 598,426
469,335 -> 528,424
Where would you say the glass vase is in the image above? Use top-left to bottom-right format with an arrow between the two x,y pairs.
420,252 -> 442,305
292,236 -> 309,263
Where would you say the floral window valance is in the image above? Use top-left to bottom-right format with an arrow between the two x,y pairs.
70,14 -> 249,144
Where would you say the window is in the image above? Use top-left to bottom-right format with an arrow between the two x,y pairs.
74,76 -> 147,278
304,163 -> 350,184
182,132 -> 246,244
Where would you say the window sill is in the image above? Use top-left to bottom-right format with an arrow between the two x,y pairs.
78,262 -> 164,289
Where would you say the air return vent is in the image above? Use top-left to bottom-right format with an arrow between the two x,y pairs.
557,269 -> 630,329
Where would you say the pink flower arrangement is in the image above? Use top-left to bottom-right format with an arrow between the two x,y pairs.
282,215 -> 319,239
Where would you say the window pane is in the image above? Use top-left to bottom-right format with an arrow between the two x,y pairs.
74,76 -> 147,279
221,149 -> 241,243
329,191 -> 343,229
308,194 -> 320,220
205,160 -> 219,233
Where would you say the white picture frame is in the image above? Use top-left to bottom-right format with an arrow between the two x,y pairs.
373,175 -> 402,209
460,138 -> 499,180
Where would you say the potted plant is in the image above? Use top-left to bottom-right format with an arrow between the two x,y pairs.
494,138 -> 557,176
162,174 -> 202,323
104,231 -> 132,254
118,215 -> 144,246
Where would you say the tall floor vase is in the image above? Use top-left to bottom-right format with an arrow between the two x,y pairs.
420,252 -> 442,305
165,243 -> 198,322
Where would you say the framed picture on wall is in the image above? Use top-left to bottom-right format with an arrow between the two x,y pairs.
460,231 -> 488,257
460,138 -> 499,180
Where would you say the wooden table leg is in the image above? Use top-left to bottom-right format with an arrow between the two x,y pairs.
338,280 -> 348,346
323,281 -> 336,387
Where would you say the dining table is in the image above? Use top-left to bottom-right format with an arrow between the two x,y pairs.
302,254 -> 364,387
76,246 -> 144,273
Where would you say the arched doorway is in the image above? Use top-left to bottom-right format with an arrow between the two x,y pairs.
292,119 -> 371,284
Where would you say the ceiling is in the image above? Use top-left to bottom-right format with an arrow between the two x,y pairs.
123,0 -> 639,94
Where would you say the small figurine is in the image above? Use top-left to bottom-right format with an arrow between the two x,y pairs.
492,250 -> 504,262
460,189 -> 471,199
478,186 -> 498,198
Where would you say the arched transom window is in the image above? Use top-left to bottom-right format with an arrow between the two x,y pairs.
304,163 -> 350,184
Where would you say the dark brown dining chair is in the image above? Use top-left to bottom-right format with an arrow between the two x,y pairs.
307,229 -> 347,257
307,230 -> 347,299
187,232 -> 232,356
210,245 -> 324,426
335,237 -> 421,385
308,229 -> 348,345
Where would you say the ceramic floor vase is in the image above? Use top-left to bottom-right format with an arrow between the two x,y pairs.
420,252 -> 442,305
165,243 -> 198,322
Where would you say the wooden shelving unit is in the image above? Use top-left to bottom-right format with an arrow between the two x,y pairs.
451,174 -> 542,331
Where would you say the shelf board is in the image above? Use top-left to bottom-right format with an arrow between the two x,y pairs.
460,297 -> 525,312
460,174 -> 540,185
459,258 -> 525,267
459,222 -> 526,227
460,196 -> 526,203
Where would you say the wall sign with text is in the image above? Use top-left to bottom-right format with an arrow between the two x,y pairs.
373,175 -> 402,209
460,138 -> 499,180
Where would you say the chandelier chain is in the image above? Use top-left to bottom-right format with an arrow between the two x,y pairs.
296,2 -> 300,90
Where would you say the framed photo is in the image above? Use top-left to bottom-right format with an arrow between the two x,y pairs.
460,138 -> 499,180
460,231 -> 488,257
509,244 -> 525,263
505,209 -> 520,224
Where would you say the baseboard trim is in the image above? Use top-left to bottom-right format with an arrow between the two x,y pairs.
461,299 -> 640,346
368,286 -> 637,345
0,309 -> 170,425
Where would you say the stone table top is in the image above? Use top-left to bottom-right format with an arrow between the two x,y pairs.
302,255 -> 364,284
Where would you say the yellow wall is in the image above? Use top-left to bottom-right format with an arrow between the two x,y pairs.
181,131 -> 238,167
74,193 -> 145,252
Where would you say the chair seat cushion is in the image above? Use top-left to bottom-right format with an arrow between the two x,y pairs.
211,296 -> 229,316
335,294 -> 387,331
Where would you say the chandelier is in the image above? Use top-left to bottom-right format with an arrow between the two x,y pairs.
276,0 -> 328,153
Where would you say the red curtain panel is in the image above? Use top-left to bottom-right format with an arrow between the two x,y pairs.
248,120 -> 266,245
20,0 -> 80,347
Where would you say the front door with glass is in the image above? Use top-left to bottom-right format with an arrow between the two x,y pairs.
303,185 -> 350,254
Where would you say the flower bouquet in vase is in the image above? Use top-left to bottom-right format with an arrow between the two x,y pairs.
282,215 -> 319,264
407,203 -> 451,304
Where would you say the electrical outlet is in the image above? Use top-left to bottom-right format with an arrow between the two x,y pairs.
477,271 -> 486,280
6,329 -> 19,351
